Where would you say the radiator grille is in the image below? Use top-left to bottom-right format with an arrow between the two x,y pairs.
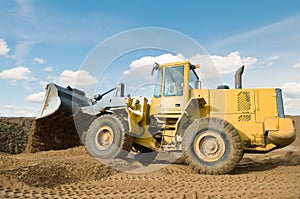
238,114 -> 251,122
237,91 -> 251,112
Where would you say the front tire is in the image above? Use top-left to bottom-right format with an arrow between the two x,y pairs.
183,117 -> 243,174
85,114 -> 133,159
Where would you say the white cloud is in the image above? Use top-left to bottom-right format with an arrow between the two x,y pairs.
0,105 -> 35,117
121,53 -> 186,97
0,105 -> 20,110
191,51 -> 257,74
255,56 -> 279,68
44,66 -> 53,72
283,97 -> 300,115
282,82 -> 300,114
124,53 -> 185,79
33,57 -> 46,64
14,110 -> 35,117
282,82 -> 300,99
39,80 -> 49,87
121,52 -> 258,96
55,69 -> 98,89
0,39 -> 10,56
0,66 -> 32,85
126,53 -> 185,73
15,41 -> 33,66
125,52 -> 257,80
294,62 -> 300,69
25,91 -> 45,103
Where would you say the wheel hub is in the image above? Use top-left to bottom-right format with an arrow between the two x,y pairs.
194,131 -> 226,162
203,138 -> 218,153
95,126 -> 114,150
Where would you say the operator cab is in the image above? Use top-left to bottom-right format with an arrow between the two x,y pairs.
150,61 -> 200,119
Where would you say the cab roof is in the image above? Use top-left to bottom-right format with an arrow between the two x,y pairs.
158,61 -> 191,68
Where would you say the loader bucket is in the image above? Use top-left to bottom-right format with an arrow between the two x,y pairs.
37,83 -> 91,120
26,83 -> 95,152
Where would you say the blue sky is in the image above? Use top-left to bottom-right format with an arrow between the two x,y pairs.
0,0 -> 300,116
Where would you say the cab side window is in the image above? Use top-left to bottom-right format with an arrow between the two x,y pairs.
164,66 -> 184,96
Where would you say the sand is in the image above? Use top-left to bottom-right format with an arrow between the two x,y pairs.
0,116 -> 299,198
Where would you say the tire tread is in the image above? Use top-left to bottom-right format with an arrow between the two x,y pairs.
182,117 -> 243,175
85,114 -> 133,159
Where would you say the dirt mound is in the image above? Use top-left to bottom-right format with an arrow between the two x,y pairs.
0,117 -> 34,154
2,151 -> 299,198
0,147 -> 118,188
0,115 -> 299,198
25,119 -> 82,153
1,140 -> 300,198
0,117 -> 80,154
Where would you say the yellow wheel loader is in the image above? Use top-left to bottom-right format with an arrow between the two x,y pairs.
36,61 -> 296,174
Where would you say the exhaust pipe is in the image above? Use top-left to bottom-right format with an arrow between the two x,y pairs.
235,65 -> 245,89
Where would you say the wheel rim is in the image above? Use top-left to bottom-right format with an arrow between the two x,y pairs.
95,126 -> 114,150
194,131 -> 226,162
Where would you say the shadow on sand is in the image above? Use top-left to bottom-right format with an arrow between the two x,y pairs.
233,151 -> 300,174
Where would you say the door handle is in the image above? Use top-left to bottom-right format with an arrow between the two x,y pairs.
175,103 -> 180,107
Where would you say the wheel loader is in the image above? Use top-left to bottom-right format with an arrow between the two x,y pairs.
36,61 -> 296,174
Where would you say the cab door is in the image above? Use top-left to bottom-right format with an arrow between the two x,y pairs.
160,66 -> 186,113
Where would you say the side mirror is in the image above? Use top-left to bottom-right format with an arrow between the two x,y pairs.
151,62 -> 159,76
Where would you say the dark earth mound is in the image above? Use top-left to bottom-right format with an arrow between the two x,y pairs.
0,117 -> 34,154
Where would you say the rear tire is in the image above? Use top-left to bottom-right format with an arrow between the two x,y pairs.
85,114 -> 133,159
183,117 -> 243,174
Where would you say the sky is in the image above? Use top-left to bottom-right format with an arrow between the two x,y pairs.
0,0 -> 300,116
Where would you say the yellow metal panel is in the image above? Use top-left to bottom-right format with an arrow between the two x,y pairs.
232,122 -> 265,146
220,114 -> 256,124
161,96 -> 184,113
264,117 -> 279,131
209,89 -> 255,114
149,96 -> 161,115
190,89 -> 209,101
190,89 -> 210,117
209,90 -> 226,113
255,89 -> 278,122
